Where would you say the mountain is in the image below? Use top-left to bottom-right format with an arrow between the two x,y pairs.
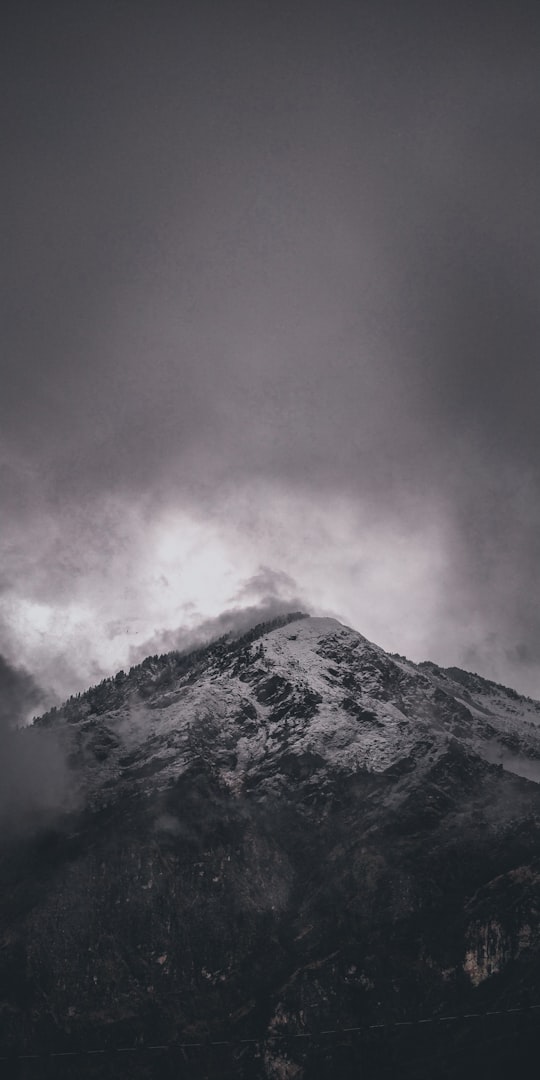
2,613 -> 540,1078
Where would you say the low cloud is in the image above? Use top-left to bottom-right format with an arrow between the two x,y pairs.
232,566 -> 300,604
0,656 -> 72,829
0,654 -> 45,728
129,593 -> 307,668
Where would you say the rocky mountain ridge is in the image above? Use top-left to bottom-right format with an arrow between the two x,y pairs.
3,613 -> 540,1078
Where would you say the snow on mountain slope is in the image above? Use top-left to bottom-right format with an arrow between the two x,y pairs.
37,614 -> 540,808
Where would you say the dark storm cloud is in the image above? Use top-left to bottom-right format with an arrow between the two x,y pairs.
0,656 -> 70,826
2,1 -> 540,690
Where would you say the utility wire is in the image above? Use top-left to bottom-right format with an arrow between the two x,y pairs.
2,1001 -> 539,1061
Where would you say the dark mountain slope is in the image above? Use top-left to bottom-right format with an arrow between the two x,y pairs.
2,615 -> 540,1078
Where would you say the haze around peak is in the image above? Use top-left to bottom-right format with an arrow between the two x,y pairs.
2,1 -> 540,700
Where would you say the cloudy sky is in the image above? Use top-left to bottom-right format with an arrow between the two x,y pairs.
3,0 -> 540,708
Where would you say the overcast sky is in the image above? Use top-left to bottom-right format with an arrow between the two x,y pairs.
3,0 -> 540,708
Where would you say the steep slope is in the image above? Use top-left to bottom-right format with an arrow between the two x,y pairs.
2,614 -> 540,1078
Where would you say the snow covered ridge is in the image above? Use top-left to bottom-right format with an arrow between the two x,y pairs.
33,614 -> 540,806
35,611 -> 309,727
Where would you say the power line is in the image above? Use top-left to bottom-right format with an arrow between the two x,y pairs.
2,1002 -> 539,1062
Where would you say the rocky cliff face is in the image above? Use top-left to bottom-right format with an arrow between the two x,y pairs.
2,614 -> 540,1078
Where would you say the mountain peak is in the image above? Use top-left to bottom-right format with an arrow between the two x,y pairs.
34,611 -> 540,813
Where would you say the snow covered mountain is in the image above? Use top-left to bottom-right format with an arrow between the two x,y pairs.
3,613 -> 540,1078
36,613 -> 540,803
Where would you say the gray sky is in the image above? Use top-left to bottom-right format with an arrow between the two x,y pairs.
3,0 -> 540,706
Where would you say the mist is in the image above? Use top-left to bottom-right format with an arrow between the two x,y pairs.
0,655 -> 71,828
